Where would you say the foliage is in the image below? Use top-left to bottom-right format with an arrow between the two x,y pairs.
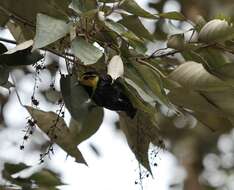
0,0 -> 234,189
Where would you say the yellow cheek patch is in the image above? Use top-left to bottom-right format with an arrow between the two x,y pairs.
80,75 -> 99,88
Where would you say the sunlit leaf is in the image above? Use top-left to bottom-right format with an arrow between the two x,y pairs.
168,61 -> 229,91
5,40 -> 33,54
71,37 -> 103,65
107,55 -> 124,80
198,19 -> 234,43
33,13 -> 71,50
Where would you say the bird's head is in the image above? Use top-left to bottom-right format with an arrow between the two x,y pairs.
79,71 -> 99,88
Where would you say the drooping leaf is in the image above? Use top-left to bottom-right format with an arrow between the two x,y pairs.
60,74 -> 90,123
119,0 -> 157,19
0,40 -> 43,66
69,106 -> 104,145
60,74 -> 104,144
121,77 -> 155,112
71,37 -> 103,65
107,55 -> 124,80
158,11 -> 186,21
26,106 -> 87,165
132,63 -> 169,106
119,111 -> 160,175
33,13 -> 71,50
198,19 -> 234,43
69,0 -> 97,14
118,14 -> 154,41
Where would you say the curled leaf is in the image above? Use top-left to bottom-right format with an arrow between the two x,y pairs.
198,19 -> 234,43
107,55 -> 124,80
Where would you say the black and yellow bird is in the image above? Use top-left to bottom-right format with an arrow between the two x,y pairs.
79,71 -> 137,118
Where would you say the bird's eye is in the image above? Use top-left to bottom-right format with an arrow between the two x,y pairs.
83,76 -> 89,80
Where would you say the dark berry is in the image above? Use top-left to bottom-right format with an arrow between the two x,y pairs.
20,145 -> 24,150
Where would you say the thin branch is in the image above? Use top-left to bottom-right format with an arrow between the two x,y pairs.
0,37 -> 16,44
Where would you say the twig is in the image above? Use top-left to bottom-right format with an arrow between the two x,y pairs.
10,73 -> 24,107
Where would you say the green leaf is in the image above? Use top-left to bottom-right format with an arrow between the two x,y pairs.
69,106 -> 104,145
158,11 -> 186,21
71,37 -> 103,65
118,77 -> 155,115
60,74 -> 104,145
192,112 -> 233,131
33,13 -> 71,50
132,63 -> 169,106
168,88 -> 222,114
69,0 -> 97,14
30,170 -> 62,187
104,20 -> 147,53
0,40 -> 43,66
119,111 -> 160,175
198,19 -> 234,43
202,90 -> 234,116
118,14 -> 154,41
60,74 -> 90,123
4,163 -> 28,175
26,106 -> 87,165
119,0 -> 157,19
199,48 -> 227,70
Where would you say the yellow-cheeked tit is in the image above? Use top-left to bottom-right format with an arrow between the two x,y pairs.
79,71 -> 137,118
